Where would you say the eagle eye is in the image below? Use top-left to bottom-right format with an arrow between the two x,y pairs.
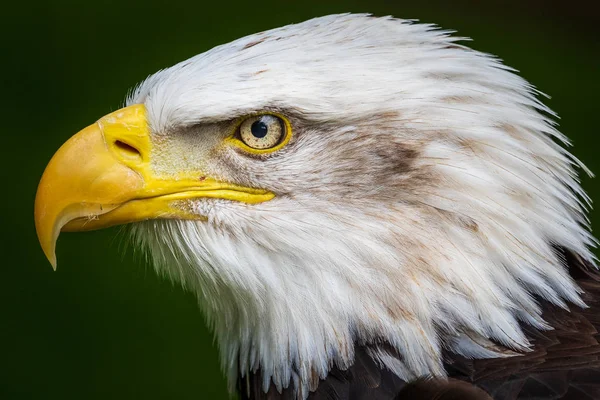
238,115 -> 286,150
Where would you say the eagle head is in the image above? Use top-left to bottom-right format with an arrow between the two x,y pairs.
34,14 -> 595,399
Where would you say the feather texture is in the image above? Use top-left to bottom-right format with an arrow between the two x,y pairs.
449,247 -> 600,400
239,247 -> 600,399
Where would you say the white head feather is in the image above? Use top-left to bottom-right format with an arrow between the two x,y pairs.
127,14 -> 595,398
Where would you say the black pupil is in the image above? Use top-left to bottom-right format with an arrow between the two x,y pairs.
250,120 -> 269,138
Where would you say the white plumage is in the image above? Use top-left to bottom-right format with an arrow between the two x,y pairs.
124,14 -> 595,398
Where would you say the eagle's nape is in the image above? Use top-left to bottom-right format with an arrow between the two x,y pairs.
241,247 -> 600,399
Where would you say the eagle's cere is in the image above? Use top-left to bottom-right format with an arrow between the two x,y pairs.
34,14 -> 598,400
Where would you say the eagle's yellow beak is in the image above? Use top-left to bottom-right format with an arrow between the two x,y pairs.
34,104 -> 274,269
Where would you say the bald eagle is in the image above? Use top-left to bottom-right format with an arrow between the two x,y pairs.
34,14 -> 600,400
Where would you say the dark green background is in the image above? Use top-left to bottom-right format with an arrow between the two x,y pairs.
2,1 -> 599,399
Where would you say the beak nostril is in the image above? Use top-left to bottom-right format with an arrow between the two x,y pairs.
114,140 -> 142,161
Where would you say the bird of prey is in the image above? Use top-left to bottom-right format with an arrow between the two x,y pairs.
34,14 -> 600,400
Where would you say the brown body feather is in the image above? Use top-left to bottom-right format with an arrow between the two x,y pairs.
239,247 -> 600,399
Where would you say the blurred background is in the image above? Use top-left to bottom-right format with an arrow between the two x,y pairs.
1,0 -> 599,398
